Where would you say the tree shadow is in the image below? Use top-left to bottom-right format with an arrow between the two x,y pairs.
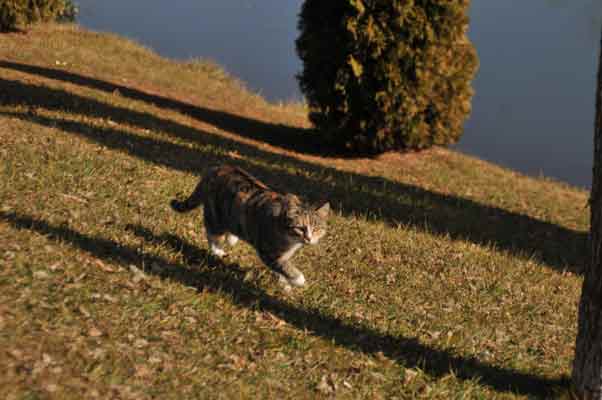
0,27 -> 27,34
0,210 -> 566,398
0,60 -> 328,155
0,76 -> 587,273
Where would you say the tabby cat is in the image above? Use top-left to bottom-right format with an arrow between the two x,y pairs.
170,165 -> 330,289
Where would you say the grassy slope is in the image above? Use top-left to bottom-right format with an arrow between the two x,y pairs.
0,24 -> 589,399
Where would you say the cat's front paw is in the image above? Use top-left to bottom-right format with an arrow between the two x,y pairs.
281,265 -> 305,288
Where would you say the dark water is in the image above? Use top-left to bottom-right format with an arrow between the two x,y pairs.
463,1 -> 602,189
77,0 -> 304,101
76,0 -> 602,188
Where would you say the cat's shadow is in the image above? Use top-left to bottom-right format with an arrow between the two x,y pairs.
126,223 -> 213,266
125,223 -> 265,297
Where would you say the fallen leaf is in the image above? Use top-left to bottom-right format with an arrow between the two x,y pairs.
42,353 -> 53,365
227,150 -> 243,159
370,372 -> 386,382
60,193 -> 88,204
51,366 -> 63,374
48,262 -> 62,271
149,356 -> 162,364
95,260 -> 115,273
129,264 -> 142,274
9,349 -> 23,360
403,369 -> 418,384
88,327 -> 103,337
316,375 -> 336,394
103,294 -> 117,303
228,354 -> 246,370
375,351 -> 387,362
129,265 -> 146,283
78,306 -> 90,318
135,364 -> 152,377
33,270 -> 50,279
90,348 -> 106,359
45,383 -> 59,393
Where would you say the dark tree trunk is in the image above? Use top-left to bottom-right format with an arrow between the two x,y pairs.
572,29 -> 602,400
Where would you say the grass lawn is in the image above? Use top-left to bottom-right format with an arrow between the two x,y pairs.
0,23 -> 590,399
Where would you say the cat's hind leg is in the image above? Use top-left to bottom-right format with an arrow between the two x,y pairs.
207,233 -> 227,258
204,214 -> 227,258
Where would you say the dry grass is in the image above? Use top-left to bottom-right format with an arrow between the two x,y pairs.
0,23 -> 589,399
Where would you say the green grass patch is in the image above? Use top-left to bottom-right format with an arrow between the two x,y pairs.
0,23 -> 587,399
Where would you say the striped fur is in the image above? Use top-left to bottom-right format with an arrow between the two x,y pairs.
170,165 -> 330,288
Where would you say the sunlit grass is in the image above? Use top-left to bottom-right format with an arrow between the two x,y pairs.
0,23 -> 588,399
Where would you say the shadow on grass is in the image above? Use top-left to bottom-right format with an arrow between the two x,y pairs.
0,75 -> 587,273
0,210 -> 566,398
0,27 -> 26,34
0,60 -> 327,155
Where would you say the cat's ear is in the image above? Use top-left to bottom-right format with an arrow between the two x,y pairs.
315,202 -> 330,219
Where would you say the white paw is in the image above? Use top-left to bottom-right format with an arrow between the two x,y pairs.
226,234 -> 239,246
288,273 -> 306,287
210,245 -> 227,258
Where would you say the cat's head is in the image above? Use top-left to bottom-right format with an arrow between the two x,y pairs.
284,196 -> 330,245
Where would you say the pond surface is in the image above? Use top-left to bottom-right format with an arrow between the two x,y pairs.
76,0 -> 602,188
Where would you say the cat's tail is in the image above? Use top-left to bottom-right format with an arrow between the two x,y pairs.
170,177 -> 207,213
